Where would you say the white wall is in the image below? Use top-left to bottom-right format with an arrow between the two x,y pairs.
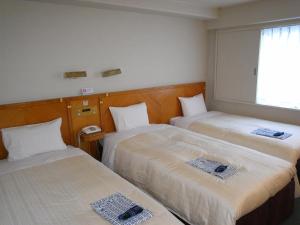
206,0 -> 300,125
207,0 -> 300,29
0,0 -> 207,104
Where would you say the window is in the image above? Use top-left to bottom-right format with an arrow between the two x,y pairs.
256,25 -> 300,110
215,24 -> 300,110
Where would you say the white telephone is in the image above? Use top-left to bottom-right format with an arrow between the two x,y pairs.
81,125 -> 101,134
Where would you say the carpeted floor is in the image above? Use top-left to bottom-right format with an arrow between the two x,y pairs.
281,198 -> 300,225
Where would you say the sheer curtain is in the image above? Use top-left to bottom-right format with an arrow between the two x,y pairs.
256,25 -> 300,110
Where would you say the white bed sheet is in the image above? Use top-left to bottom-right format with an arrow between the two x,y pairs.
103,124 -> 168,169
0,146 -> 85,176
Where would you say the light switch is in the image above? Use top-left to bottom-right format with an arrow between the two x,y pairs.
81,88 -> 94,95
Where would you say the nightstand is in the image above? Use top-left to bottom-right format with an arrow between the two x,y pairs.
80,131 -> 106,160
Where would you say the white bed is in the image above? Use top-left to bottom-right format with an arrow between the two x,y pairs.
0,146 -> 183,225
170,111 -> 300,182
102,124 -> 296,225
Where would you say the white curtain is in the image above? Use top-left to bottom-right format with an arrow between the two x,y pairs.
256,25 -> 300,110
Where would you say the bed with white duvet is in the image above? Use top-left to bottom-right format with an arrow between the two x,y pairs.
0,118 -> 182,225
102,123 -> 296,225
170,111 -> 300,181
172,94 -> 300,179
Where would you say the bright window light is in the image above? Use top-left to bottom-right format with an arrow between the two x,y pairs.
256,25 -> 300,110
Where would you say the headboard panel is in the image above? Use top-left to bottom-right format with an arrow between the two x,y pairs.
0,99 -> 72,159
0,82 -> 205,159
100,82 -> 205,132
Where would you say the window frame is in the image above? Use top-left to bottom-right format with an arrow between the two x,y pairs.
213,19 -> 300,112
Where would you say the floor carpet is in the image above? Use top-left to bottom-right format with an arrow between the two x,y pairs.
282,198 -> 300,225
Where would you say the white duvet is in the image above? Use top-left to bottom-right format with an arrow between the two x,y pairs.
171,111 -> 300,164
0,146 -> 183,225
103,125 -> 296,225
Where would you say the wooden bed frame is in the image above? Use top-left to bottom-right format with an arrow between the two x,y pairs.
0,82 -> 205,159
99,82 -> 205,132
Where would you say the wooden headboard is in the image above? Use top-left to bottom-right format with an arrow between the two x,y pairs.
100,82 -> 205,132
0,82 -> 205,159
0,98 -> 72,159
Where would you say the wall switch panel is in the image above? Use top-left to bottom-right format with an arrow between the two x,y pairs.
80,87 -> 94,95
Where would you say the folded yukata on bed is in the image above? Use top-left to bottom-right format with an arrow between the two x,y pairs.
187,158 -> 237,179
252,128 -> 292,140
91,193 -> 152,225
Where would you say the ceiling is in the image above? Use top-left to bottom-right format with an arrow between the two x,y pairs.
27,0 -> 261,19
167,0 -> 260,8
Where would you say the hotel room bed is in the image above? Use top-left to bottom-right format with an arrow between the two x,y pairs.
0,146 -> 183,225
102,124 -> 295,225
170,111 -> 300,179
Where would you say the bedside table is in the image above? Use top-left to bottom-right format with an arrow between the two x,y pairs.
80,131 -> 106,160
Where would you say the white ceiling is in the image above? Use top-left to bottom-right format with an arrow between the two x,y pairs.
26,0 -> 261,19
165,0 -> 260,8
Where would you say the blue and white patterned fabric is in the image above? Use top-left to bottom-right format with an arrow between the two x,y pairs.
187,158 -> 237,179
91,193 -> 152,225
252,128 -> 292,140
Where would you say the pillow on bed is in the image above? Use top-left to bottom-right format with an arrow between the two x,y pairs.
179,94 -> 207,117
1,118 -> 67,161
109,102 -> 149,132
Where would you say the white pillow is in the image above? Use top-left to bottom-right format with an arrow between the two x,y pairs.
109,102 -> 150,132
2,118 -> 67,161
179,94 -> 207,117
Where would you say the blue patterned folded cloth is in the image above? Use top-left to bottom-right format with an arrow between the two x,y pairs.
91,193 -> 152,225
251,128 -> 292,140
187,158 -> 237,179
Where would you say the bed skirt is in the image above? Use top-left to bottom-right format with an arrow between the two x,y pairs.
297,159 -> 300,178
237,178 -> 294,225
177,179 -> 295,225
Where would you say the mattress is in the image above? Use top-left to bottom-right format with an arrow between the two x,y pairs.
102,125 -> 295,225
0,146 -> 183,225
